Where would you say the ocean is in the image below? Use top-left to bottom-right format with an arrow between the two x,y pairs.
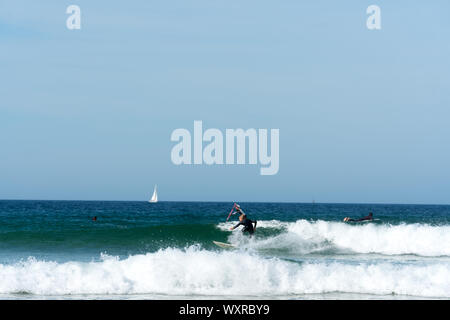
0,200 -> 449,300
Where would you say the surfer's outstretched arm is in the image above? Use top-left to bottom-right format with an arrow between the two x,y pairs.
253,220 -> 257,230
230,222 -> 242,231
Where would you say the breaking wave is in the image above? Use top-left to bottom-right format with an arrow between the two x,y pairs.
0,247 -> 449,297
218,219 -> 450,257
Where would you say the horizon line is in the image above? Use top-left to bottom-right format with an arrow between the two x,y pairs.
1,198 -> 449,206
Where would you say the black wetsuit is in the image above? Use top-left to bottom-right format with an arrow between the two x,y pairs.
347,215 -> 373,222
233,218 -> 257,235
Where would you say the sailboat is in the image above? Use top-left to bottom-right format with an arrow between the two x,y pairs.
149,185 -> 158,203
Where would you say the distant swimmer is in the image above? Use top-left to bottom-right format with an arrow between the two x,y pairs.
229,209 -> 257,235
344,212 -> 373,222
92,216 -> 97,221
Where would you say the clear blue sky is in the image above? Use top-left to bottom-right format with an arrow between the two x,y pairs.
1,1 -> 450,203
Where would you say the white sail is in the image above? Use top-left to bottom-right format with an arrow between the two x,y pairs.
149,185 -> 158,203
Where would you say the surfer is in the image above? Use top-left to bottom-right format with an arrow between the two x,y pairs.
229,213 -> 257,235
234,204 -> 244,216
343,212 -> 373,222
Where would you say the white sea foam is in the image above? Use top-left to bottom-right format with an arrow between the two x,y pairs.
217,219 -> 290,231
0,247 -> 449,297
218,219 -> 450,257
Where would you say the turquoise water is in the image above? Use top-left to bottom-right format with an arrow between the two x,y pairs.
0,200 -> 449,299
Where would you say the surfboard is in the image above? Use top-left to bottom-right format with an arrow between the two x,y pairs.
343,218 -> 381,223
213,241 -> 235,249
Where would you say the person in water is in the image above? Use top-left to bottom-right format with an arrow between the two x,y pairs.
234,204 -> 244,216
344,212 -> 373,222
230,212 -> 257,235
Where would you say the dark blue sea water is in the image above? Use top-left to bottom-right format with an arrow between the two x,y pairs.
0,200 -> 449,299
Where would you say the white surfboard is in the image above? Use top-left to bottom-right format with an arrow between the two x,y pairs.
213,241 -> 235,249
343,218 -> 381,223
